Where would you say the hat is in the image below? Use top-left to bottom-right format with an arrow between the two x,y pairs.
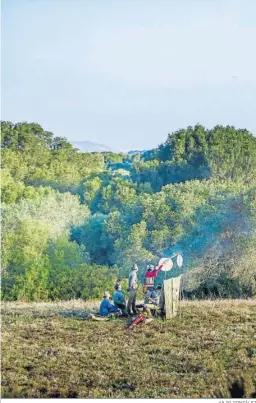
147,264 -> 155,271
114,282 -> 121,290
103,291 -> 110,298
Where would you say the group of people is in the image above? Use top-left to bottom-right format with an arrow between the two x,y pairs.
99,283 -> 126,317
99,262 -> 164,318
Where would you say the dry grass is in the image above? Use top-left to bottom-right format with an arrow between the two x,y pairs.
1,299 -> 256,398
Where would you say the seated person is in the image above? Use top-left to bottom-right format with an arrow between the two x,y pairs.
112,282 -> 126,311
99,291 -> 121,317
135,286 -> 161,316
144,285 -> 164,314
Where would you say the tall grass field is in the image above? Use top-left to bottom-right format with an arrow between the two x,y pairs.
1,299 -> 256,398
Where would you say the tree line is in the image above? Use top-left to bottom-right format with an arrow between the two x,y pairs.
1,121 -> 256,300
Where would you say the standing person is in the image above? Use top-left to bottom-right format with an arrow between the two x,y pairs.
127,264 -> 139,316
143,265 -> 156,292
144,262 -> 165,292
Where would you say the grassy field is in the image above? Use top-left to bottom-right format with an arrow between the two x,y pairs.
1,299 -> 256,398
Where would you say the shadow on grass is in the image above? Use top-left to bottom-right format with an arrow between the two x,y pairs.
56,310 -> 91,319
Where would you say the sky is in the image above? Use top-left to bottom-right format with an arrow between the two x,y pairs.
1,0 -> 256,150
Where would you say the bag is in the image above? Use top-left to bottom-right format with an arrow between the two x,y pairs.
128,314 -> 146,329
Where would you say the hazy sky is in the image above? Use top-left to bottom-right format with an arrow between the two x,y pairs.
1,0 -> 256,150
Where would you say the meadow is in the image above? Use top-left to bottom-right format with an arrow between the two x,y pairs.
2,299 -> 256,398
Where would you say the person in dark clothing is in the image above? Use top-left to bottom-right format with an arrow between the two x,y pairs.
145,285 -> 162,304
127,264 -> 139,316
144,285 -> 165,317
112,282 -> 126,311
99,291 -> 121,317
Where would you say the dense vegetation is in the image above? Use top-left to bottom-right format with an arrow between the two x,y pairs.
1,121 -> 256,301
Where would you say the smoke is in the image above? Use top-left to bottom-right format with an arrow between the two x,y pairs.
164,193 -> 255,284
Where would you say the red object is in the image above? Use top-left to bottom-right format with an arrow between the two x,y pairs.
128,314 -> 145,329
145,264 -> 163,278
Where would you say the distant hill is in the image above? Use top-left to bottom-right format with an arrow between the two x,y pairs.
71,141 -> 123,153
127,150 -> 145,156
71,141 -> 146,155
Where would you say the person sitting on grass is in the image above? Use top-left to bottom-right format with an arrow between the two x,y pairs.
112,282 -> 126,312
135,286 -> 161,316
144,287 -> 159,305
99,291 -> 121,317
144,285 -> 164,316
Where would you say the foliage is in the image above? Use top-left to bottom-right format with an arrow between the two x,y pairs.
1,121 -> 104,192
1,191 -> 90,301
132,125 -> 256,191
1,120 -> 256,300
